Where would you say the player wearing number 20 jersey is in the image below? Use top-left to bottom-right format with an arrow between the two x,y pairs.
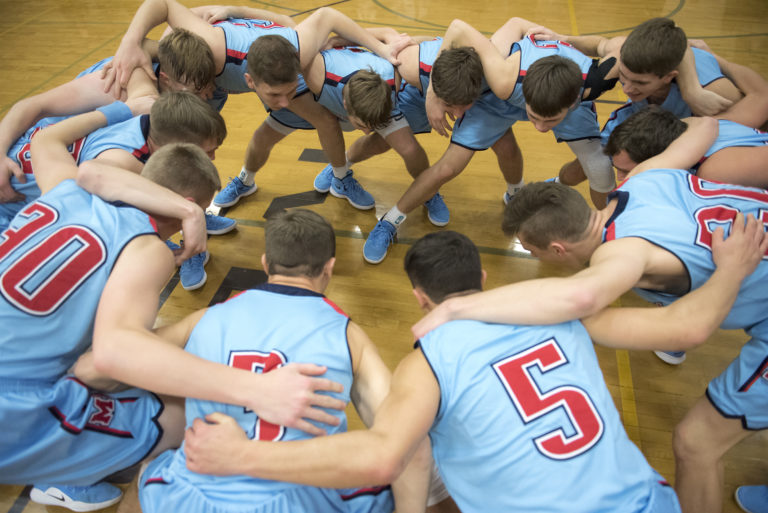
606,169 -> 768,430
418,318 -> 680,513
0,181 -> 164,484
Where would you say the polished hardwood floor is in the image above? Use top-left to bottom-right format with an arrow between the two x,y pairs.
1,0 -> 767,511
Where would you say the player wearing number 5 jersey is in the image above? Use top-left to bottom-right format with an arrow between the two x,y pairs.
130,209 -> 453,513
410,115 -> 768,513
183,226 -> 767,512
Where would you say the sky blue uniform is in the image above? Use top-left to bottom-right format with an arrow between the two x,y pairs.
2,115 -> 150,232
419,319 -> 680,513
0,180 -> 163,484
395,37 -> 442,134
606,169 -> 768,429
601,48 -> 725,145
139,283 -> 393,513
699,120 -> 768,160
451,36 -> 601,151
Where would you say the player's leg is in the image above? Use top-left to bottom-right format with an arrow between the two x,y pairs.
564,138 -> 615,209
557,158 -> 587,186
347,132 -> 393,164
491,127 -> 524,204
698,146 -> 768,189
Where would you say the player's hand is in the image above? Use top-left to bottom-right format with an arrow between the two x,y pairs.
425,86 -> 453,137
685,87 -> 733,116
525,25 -> 563,42
125,94 -> 157,116
197,5 -> 231,24
384,33 -> 416,67
688,39 -> 713,54
173,204 -> 207,266
185,412 -> 249,475
321,35 -> 351,51
411,298 -> 454,340
102,42 -> 155,99
249,363 -> 345,437
712,212 -> 768,281
0,157 -> 26,203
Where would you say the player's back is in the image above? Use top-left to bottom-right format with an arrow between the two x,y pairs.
419,319 -> 676,513
704,119 -> 768,156
608,169 -> 768,335
0,180 -> 155,380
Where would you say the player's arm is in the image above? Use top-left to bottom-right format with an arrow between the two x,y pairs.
76,159 -> 206,264
584,212 -> 768,349
628,116 -> 718,179
348,323 -> 434,512
677,46 -> 736,116
192,4 -> 296,27
412,237 -> 650,339
91,237 -> 347,436
185,349 -> 439,490
296,7 -> 406,69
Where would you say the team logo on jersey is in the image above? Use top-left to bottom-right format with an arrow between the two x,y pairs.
88,394 -> 116,427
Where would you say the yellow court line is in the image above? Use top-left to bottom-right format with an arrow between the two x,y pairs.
567,0 -> 580,36
0,6 -> 57,38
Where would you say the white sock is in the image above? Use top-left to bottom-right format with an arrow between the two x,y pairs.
331,164 -> 349,179
506,179 -> 524,196
383,206 -> 407,227
238,167 -> 256,186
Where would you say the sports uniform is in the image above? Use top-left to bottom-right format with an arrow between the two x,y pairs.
0,180 -> 164,485
393,37 -> 442,134
139,283 -> 393,513
601,48 -> 725,145
696,120 -> 768,165
419,319 -> 681,513
606,169 -> 768,429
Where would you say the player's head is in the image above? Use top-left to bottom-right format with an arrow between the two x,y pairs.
141,142 -> 220,209
522,56 -> 582,132
157,28 -> 216,100
503,182 -> 592,268
604,106 -> 687,181
264,209 -> 336,280
619,18 -> 687,102
245,35 -> 301,110
404,231 -> 484,308
431,47 -> 483,118
148,91 -> 227,160
343,70 -> 392,132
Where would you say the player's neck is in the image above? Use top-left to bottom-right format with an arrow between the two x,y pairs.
267,275 -> 326,295
647,83 -> 672,104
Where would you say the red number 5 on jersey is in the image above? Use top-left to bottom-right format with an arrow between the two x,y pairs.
493,339 -> 604,460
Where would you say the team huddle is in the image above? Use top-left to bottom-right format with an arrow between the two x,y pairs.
1,0 -> 767,512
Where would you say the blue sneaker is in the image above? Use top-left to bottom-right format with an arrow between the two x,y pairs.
363,219 -> 397,264
180,250 -> 210,291
313,164 -> 334,193
205,213 -> 236,235
331,172 -> 375,210
654,350 -> 686,365
425,193 -> 449,226
30,483 -> 122,511
545,177 -> 560,183
213,176 -> 258,207
736,485 -> 768,513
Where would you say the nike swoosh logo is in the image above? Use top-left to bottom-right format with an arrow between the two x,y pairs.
47,492 -> 66,502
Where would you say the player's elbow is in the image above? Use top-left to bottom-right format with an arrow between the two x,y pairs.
75,161 -> 102,192
569,288 -> 604,318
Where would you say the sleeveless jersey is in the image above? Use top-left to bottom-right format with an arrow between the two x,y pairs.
140,284 -> 391,511
316,47 -> 400,121
397,37 -> 442,134
0,180 -> 157,381
605,169 -> 768,338
703,120 -> 768,157
419,319 -> 669,513
601,48 -> 724,144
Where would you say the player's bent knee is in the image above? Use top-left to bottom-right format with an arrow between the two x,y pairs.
566,138 -> 615,193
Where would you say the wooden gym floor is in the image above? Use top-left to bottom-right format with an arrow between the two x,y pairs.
0,0 -> 766,511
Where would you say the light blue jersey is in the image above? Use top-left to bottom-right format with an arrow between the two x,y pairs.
0,181 -> 163,484
702,120 -> 768,159
139,284 -> 393,513
397,37 -> 442,134
601,48 -> 725,145
606,169 -> 768,428
419,319 -> 680,513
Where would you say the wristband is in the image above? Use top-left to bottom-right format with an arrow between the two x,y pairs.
96,101 -> 134,126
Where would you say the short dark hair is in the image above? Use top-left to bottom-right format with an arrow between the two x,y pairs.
345,70 -> 392,130
523,56 -> 583,116
604,106 -> 687,163
265,209 -> 335,278
158,28 -> 216,92
404,231 -> 483,304
150,91 -> 227,147
141,143 -> 220,204
503,182 -> 591,249
431,47 -> 483,106
621,18 -> 687,77
247,35 -> 301,86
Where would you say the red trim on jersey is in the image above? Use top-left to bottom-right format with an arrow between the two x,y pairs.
326,72 -> 344,83
340,485 -> 389,500
738,356 -> 768,392
419,62 -> 432,74
148,217 -> 159,233
227,48 -> 247,61
49,406 -> 83,434
604,222 -> 616,241
323,297 -> 348,317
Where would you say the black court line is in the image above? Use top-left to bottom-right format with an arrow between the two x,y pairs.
291,0 -> 353,17
6,486 -> 31,513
